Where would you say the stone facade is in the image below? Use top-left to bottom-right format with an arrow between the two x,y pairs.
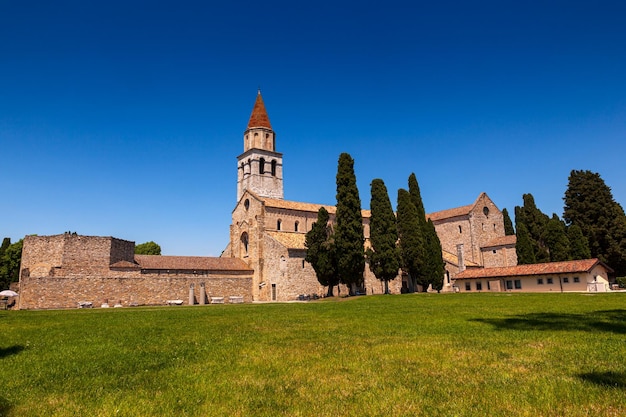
18,234 -> 253,310
17,92 -> 522,309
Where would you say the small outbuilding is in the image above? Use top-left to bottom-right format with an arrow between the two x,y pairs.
454,258 -> 613,293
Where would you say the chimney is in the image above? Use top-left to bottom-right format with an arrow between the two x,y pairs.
457,243 -> 465,272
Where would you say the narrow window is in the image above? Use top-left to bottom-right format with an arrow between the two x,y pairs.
459,225 -> 462,233
465,282 -> 471,291
295,221 -> 299,232
259,157 -> 265,174
476,281 -> 482,291
244,199 -> 250,210
277,219 -> 282,231
302,260 -> 305,268
240,233 -> 249,257
537,278 -> 544,285
492,249 -> 497,254
547,278 -> 554,284
271,284 -> 277,301
506,280 -> 513,290
514,280 -> 522,289
446,271 -> 450,284
271,160 -> 277,176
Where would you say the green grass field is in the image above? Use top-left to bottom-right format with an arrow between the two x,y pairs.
1,293 -> 625,416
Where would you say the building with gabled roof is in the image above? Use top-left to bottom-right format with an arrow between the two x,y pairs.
28,91 -> 620,309
222,92 -> 519,300
454,258 -> 613,292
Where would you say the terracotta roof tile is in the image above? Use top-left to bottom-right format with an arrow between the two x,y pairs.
442,249 -> 480,267
267,231 -> 306,249
482,235 -> 517,248
427,204 -> 474,222
261,197 -> 371,218
135,255 -> 253,272
110,260 -> 141,269
247,91 -> 272,129
455,258 -> 610,279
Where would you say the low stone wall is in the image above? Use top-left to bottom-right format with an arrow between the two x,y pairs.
18,273 -> 253,310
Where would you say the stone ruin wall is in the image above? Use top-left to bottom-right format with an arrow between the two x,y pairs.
18,235 -> 253,310
19,273 -> 253,310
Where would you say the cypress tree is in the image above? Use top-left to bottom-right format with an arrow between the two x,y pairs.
567,224 -> 591,260
425,219 -> 445,292
305,207 -> 338,296
515,194 -> 550,263
366,179 -> 400,294
334,153 -> 365,294
542,214 -> 571,262
397,188 -> 423,293
563,170 -> 626,276
408,174 -> 429,291
408,173 -> 444,292
502,208 -> 515,236
515,223 -> 536,264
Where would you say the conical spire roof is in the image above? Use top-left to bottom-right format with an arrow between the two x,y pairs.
247,90 -> 272,129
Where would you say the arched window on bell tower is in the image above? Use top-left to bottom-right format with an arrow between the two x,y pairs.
271,160 -> 277,176
259,158 -> 265,174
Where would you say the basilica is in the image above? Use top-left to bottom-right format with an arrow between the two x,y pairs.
30,92 -> 618,310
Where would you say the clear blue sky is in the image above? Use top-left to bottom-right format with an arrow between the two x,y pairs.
2,1 -> 625,256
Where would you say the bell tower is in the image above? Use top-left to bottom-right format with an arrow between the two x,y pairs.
237,91 -> 284,201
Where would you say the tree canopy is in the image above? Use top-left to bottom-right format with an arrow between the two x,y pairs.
397,188 -> 423,293
366,179 -> 399,294
563,170 -> 626,276
305,207 -> 338,296
0,239 -> 23,290
134,241 -> 162,255
502,208 -> 515,236
334,153 -> 365,294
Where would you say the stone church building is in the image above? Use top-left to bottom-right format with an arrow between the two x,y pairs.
17,92 -> 517,309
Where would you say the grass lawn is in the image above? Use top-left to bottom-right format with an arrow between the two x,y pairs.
1,293 -> 625,416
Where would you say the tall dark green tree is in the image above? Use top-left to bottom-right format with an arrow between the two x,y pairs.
425,219 -> 445,292
515,194 -> 550,263
397,188 -> 423,293
563,170 -> 626,276
366,179 -> 400,294
334,153 -> 365,294
515,223 -> 536,264
0,239 -> 23,290
542,214 -> 570,262
305,207 -> 339,296
567,224 -> 591,260
502,208 -> 515,236
134,241 -> 162,255
408,173 -> 444,292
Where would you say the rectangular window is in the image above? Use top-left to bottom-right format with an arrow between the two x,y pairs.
563,277 -> 569,283
476,281 -> 482,291
271,284 -> 277,301
506,280 -> 513,290
465,282 -> 471,291
487,281 -> 491,290
573,277 -> 580,283
547,278 -> 554,284
514,280 -> 522,289
537,278 -> 544,285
